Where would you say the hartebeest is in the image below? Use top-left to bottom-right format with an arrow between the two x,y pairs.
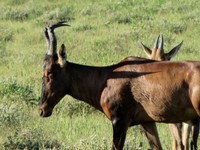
38,22 -> 200,150
141,35 -> 199,150
141,34 -> 183,150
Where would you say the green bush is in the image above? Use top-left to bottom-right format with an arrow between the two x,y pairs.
0,3 -> 44,22
0,102 -> 24,126
2,7 -> 29,21
170,23 -> 187,34
3,128 -> 62,150
5,0 -> 27,6
36,6 -> 75,25
0,27 -> 13,42
0,79 -> 37,106
73,24 -> 95,32
69,136 -> 109,150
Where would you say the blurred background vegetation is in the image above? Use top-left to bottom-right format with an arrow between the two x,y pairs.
0,0 -> 200,149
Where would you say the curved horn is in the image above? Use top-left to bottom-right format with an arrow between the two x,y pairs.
158,34 -> 164,52
153,34 -> 160,49
46,21 -> 70,55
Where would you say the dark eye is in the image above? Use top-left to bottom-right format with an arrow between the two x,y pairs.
48,73 -> 53,80
42,76 -> 49,83
43,73 -> 51,82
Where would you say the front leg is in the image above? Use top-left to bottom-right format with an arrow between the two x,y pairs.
141,122 -> 163,150
112,117 -> 129,150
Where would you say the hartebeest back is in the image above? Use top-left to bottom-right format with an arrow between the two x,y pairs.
38,22 -> 200,150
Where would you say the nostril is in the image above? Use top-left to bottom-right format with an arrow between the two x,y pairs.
39,109 -> 43,116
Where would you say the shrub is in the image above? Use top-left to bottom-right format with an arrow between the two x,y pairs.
2,7 -> 29,21
3,128 -> 62,150
170,23 -> 187,34
0,78 -> 38,106
5,0 -> 26,6
0,27 -> 13,42
69,136 -> 109,150
36,6 -> 75,25
73,24 -> 94,32
0,102 -> 24,126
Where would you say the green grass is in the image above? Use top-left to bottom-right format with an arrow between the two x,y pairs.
0,0 -> 200,149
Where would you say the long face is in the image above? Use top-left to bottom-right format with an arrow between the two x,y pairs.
38,22 -> 69,117
38,55 -> 67,117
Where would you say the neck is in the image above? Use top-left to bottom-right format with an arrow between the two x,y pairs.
64,58 -> 154,111
66,62 -> 112,111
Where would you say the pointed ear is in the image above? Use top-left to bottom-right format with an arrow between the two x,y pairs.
141,42 -> 152,58
165,41 -> 183,60
58,44 -> 67,66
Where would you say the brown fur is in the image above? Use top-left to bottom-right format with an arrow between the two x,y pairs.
39,56 -> 200,150
142,35 -> 199,150
38,23 -> 200,150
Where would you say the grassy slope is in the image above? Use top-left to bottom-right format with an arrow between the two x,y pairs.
0,0 -> 200,149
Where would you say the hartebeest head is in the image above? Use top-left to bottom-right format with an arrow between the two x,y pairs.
141,34 -> 183,60
39,22 -> 70,117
